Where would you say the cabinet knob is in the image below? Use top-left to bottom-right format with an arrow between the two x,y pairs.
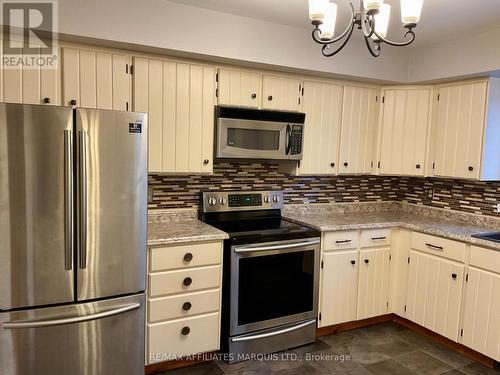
468,166 -> 474,171
183,277 -> 192,286
364,259 -> 369,264
416,164 -> 421,169
181,326 -> 191,336
183,253 -> 193,262
182,302 -> 192,311
43,97 -> 50,104
330,162 -> 335,167
251,93 -> 257,99
268,95 -> 273,101
203,159 -> 210,165
351,260 -> 356,265
344,162 -> 349,167
451,273 -> 457,279
70,99 -> 77,106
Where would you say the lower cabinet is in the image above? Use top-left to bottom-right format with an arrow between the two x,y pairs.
147,241 -> 223,364
406,249 -> 464,341
319,250 -> 358,327
357,247 -> 390,320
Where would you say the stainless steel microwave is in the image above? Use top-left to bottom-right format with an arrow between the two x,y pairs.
215,106 -> 306,161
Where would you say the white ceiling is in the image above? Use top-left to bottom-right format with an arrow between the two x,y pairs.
166,0 -> 500,47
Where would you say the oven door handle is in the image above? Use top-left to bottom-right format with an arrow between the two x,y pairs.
231,319 -> 316,343
233,239 -> 320,253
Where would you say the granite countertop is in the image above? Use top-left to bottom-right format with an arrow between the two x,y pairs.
282,204 -> 500,251
147,209 -> 228,246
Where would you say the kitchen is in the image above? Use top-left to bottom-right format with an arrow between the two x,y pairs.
1,0 -> 500,374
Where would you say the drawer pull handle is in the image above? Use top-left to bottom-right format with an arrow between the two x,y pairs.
183,253 -> 193,262
70,99 -> 77,106
371,236 -> 387,241
364,259 -> 369,264
350,260 -> 356,265
336,240 -> 352,244
183,277 -> 192,286
181,326 -> 190,336
451,273 -> 457,279
268,95 -> 273,101
251,93 -> 257,99
425,243 -> 443,251
182,302 -> 192,311
43,97 -> 51,104
330,162 -> 335,167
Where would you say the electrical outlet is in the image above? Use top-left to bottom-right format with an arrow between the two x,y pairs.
497,203 -> 500,213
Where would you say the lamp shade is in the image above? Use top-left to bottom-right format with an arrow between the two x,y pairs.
373,3 -> 391,39
319,2 -> 337,39
309,0 -> 329,22
363,0 -> 384,11
400,0 -> 424,24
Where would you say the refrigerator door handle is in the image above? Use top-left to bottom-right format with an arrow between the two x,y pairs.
78,130 -> 87,269
64,130 -> 73,271
2,303 -> 140,329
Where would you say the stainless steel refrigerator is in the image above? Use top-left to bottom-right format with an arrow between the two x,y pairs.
0,103 -> 147,375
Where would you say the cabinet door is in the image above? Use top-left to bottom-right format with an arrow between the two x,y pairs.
319,250 -> 358,327
112,53 -> 131,111
406,251 -> 464,341
379,89 -> 430,176
298,81 -> 343,175
262,75 -> 301,111
434,82 -> 487,179
339,86 -> 378,174
217,69 -> 261,108
357,247 -> 390,320
462,267 -> 500,361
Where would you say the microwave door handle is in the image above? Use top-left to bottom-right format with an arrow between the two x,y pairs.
285,124 -> 291,155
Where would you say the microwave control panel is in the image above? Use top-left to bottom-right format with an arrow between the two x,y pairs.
289,125 -> 303,155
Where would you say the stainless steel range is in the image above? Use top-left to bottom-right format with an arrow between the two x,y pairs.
199,190 -> 320,363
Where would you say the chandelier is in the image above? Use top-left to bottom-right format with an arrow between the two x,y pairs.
308,0 -> 424,57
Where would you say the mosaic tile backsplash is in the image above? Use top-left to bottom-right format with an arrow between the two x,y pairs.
148,162 -> 500,217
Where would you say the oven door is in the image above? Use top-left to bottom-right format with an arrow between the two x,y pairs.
216,118 -> 290,160
230,238 -> 320,336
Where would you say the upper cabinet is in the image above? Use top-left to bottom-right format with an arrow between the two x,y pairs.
1,48 -> 61,105
61,47 -> 131,110
339,85 -> 379,175
262,75 -> 302,112
133,57 -> 215,174
217,68 -> 261,108
432,79 -> 500,181
377,87 -> 431,176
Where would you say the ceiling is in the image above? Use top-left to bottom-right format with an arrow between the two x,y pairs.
166,0 -> 500,47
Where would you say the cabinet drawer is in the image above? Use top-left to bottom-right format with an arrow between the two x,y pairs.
410,232 -> 466,262
360,229 -> 391,248
149,265 -> 221,297
150,242 -> 221,272
148,289 -> 220,323
470,246 -> 500,274
148,312 -> 219,363
323,231 -> 358,250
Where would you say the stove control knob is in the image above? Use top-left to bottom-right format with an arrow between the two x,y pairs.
264,196 -> 271,203
219,197 -> 226,205
208,197 -> 217,206
273,195 -> 280,203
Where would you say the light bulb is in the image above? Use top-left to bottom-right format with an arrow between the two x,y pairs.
319,2 -> 337,39
363,0 -> 384,12
309,0 -> 329,22
400,0 -> 424,25
373,3 -> 391,39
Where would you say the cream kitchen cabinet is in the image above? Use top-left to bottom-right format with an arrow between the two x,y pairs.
1,48 -> 60,105
217,68 -> 262,108
319,249 -> 359,327
432,78 -> 500,181
62,47 -> 131,110
262,74 -> 302,111
378,87 -> 431,176
406,248 -> 464,341
461,246 -> 500,361
339,85 -> 379,175
133,57 -> 215,174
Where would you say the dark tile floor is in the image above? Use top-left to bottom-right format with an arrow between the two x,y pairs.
161,322 -> 500,375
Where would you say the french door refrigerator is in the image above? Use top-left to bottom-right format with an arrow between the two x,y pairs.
0,103 -> 147,375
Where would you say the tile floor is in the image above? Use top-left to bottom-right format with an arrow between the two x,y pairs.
161,322 -> 500,375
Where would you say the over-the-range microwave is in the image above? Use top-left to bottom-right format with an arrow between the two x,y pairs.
215,106 -> 306,161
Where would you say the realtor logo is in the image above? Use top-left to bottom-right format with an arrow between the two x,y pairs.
1,0 -> 58,68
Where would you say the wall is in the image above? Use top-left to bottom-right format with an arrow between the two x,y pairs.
148,162 -> 500,217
